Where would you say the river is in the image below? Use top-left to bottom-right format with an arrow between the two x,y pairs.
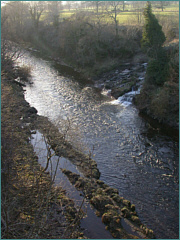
17,49 -> 179,239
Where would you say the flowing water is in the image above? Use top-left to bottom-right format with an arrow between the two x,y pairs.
17,49 -> 179,239
31,131 -> 113,239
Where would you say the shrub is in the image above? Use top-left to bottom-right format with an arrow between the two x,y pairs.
15,65 -> 31,83
146,55 -> 168,86
141,2 -> 166,57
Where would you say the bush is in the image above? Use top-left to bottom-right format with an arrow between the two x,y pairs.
15,65 -> 31,83
146,56 -> 168,86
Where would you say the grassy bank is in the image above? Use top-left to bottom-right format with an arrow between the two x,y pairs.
1,64 -> 87,239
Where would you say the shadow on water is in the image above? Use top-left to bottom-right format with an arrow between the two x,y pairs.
27,48 -> 93,87
139,112 -> 179,142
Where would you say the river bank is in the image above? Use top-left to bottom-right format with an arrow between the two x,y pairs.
1,66 -> 87,239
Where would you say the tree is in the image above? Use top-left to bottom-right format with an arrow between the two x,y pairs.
1,2 -> 29,40
141,2 -> 168,86
159,1 -> 165,11
141,1 -> 166,58
91,1 -> 101,14
47,1 -> 62,27
105,1 -> 121,37
29,1 -> 45,30
122,1 -> 125,11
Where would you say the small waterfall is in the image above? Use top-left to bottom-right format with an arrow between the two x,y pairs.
111,87 -> 141,106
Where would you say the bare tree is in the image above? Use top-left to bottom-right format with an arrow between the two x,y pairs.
105,1 -> 121,37
1,2 -> 29,40
90,1 -> 101,14
122,1 -> 125,11
28,1 -> 45,30
65,1 -> 72,11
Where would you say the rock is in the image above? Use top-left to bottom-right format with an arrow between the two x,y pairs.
121,207 -> 131,218
28,107 -> 37,114
121,69 -> 131,75
131,216 -> 141,226
122,199 -> 131,208
74,177 -> 87,190
62,170 -> 80,184
96,188 -> 104,195
104,204 -> 117,211
102,212 -> 113,224
90,195 -> 112,212
95,210 -> 101,217
96,179 -> 105,186
131,204 -> 136,212
146,229 -> 155,238
102,183 -> 109,189
111,194 -> 123,205
61,169 -> 72,176
91,168 -> 101,179
104,187 -> 119,196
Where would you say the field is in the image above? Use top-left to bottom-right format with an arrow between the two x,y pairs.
40,3 -> 179,27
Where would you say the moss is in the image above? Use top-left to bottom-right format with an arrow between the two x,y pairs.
74,178 -> 86,189
61,169 -> 80,184
146,229 -> 155,238
102,183 -> 109,189
131,204 -> 136,212
96,188 -> 105,195
112,194 -> 123,205
105,225 -> 109,230
90,195 -> 112,212
122,199 -> 131,208
102,212 -> 114,224
95,210 -> 101,217
96,179 -> 104,186
131,216 -> 141,226
121,207 -> 131,218
104,187 -> 119,196
104,204 -> 118,213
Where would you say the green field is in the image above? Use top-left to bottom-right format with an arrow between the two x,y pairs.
40,3 -> 179,28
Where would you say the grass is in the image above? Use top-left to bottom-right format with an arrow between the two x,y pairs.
61,11 -> 74,18
152,5 -> 179,12
40,3 -> 179,27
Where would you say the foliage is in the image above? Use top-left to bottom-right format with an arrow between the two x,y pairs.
135,42 -> 179,128
138,11 -> 178,125
146,48 -> 169,86
15,65 -> 32,83
141,2 -> 166,57
141,2 -> 169,86
1,1 -> 178,78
